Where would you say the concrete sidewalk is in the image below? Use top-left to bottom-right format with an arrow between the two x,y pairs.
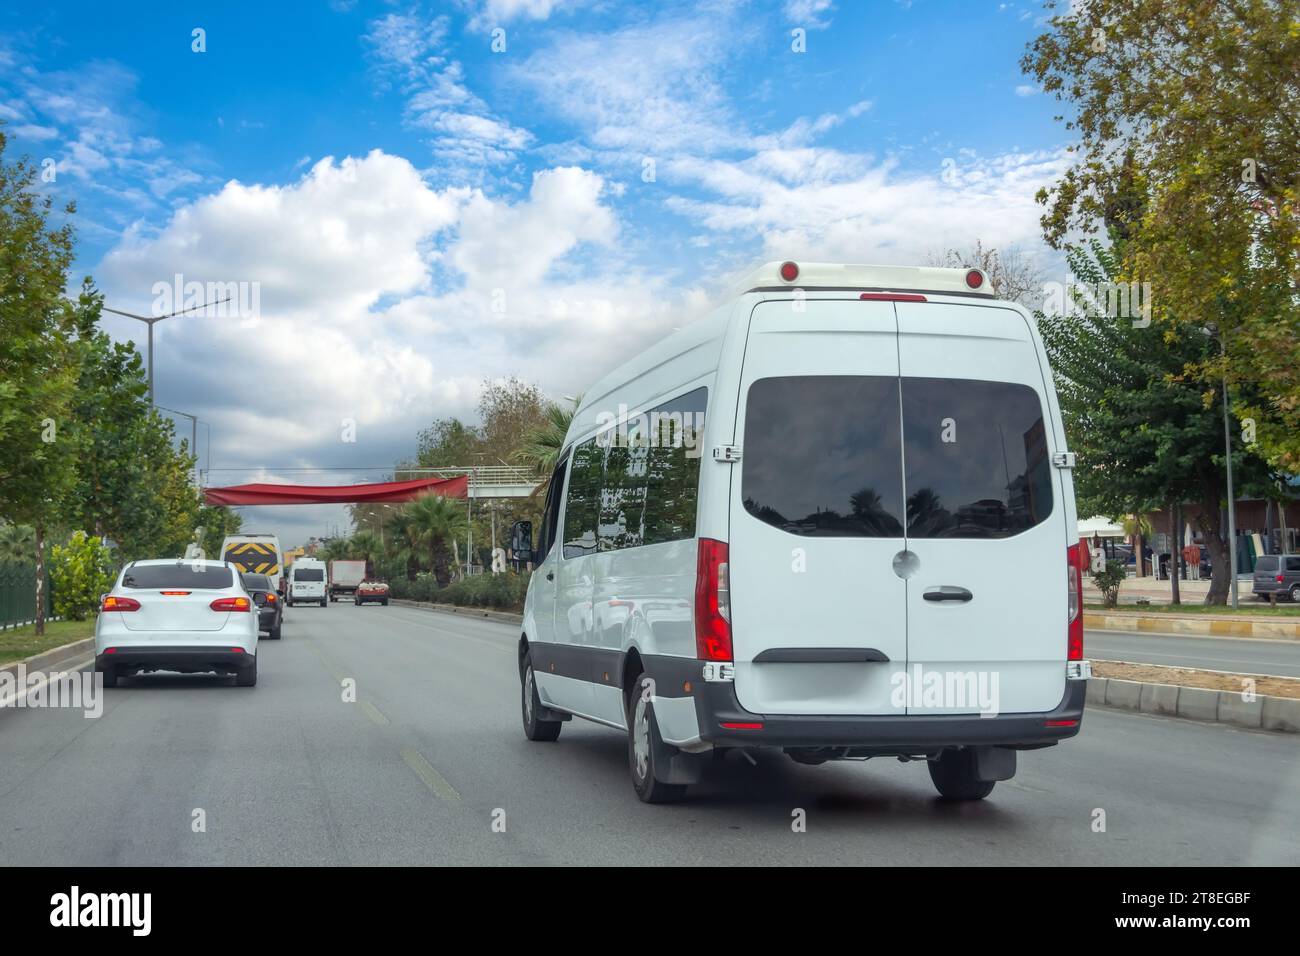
1084,610 -> 1300,639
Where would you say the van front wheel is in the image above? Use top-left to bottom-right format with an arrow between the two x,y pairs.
521,656 -> 562,742
627,672 -> 687,804
928,748 -> 995,801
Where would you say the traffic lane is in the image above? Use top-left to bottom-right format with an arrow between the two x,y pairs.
0,612 -> 499,866
318,604 -> 1300,865
1087,629 -> 1300,677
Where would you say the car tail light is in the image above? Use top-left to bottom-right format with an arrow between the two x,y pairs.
159,590 -> 191,596
695,538 -> 732,662
210,596 -> 251,612
860,292 -> 927,302
100,596 -> 141,612
1045,719 -> 1078,728
1066,543 -> 1083,661
265,593 -> 277,603
1277,575 -> 1285,583
720,722 -> 763,730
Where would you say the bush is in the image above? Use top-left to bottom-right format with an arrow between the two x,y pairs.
389,570 -> 530,611
49,531 -> 116,621
1090,558 -> 1128,608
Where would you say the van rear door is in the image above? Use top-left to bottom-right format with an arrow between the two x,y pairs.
895,301 -> 1067,714
728,299 -> 908,716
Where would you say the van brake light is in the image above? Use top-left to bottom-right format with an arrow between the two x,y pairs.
695,538 -> 732,662
1066,543 -> 1083,661
860,292 -> 927,302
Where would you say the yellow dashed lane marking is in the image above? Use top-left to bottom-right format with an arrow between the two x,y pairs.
358,700 -> 389,727
400,747 -> 461,803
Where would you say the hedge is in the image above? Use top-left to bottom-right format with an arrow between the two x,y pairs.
388,571 -> 530,611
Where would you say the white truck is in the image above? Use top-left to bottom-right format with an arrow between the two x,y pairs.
329,560 -> 367,602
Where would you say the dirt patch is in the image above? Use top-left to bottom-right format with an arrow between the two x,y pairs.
1093,660 -> 1300,699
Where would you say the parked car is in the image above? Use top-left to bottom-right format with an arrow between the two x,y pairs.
287,558 -> 328,607
241,571 -> 283,639
514,261 -> 1088,804
1252,554 -> 1300,601
355,580 -> 390,606
95,559 -> 258,687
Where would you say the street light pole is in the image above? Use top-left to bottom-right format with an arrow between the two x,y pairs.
1220,342 -> 1239,609
103,295 -> 231,404
153,404 -> 203,488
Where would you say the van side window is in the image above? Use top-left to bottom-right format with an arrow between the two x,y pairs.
537,456 -> 568,561
742,376 -> 905,537
563,439 -> 602,559
600,387 -> 707,551
901,377 -> 1053,538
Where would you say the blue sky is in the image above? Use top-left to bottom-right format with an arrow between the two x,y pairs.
1,0 -> 1073,547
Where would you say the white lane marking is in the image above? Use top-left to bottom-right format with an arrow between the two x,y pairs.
399,746 -> 461,802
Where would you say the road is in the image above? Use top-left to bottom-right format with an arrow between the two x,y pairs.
1087,629 -> 1300,677
0,604 -> 1296,866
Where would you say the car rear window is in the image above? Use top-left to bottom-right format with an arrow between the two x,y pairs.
295,568 -> 325,581
1256,556 -> 1279,572
901,378 -> 1053,538
1288,557 -> 1300,572
742,375 -> 905,537
121,565 -> 234,589
242,574 -> 271,590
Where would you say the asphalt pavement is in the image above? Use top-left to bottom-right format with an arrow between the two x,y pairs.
0,603 -> 1296,865
1086,629 -> 1300,677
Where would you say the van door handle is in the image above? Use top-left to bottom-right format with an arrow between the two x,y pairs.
923,586 -> 972,602
546,571 -> 554,581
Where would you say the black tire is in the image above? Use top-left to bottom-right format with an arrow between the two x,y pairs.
1290,585 -> 1300,603
269,623 -> 282,640
235,656 -> 258,687
99,665 -> 118,688
928,748 -> 995,801
627,672 -> 688,803
521,653 -> 562,742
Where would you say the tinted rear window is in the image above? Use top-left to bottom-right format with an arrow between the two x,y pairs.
294,568 -> 325,581
122,565 -> 233,590
1256,556 -> 1279,572
742,375 -> 905,537
242,574 -> 271,590
901,378 -> 1053,538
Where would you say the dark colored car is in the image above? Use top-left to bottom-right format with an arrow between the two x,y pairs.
241,572 -> 283,639
1252,554 -> 1300,602
355,580 -> 390,606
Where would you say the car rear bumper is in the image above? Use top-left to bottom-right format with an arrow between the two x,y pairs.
96,646 -> 256,675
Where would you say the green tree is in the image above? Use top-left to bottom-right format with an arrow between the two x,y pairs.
197,505 -> 242,561
0,521 -> 34,564
1038,237 -> 1276,604
404,494 -> 466,587
49,531 -> 116,621
514,394 -> 580,492
1022,0 -> 1300,469
0,132 -> 84,634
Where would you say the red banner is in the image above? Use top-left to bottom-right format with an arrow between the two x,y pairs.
202,475 -> 468,506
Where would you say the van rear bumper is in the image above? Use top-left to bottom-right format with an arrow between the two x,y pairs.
691,678 -> 1086,751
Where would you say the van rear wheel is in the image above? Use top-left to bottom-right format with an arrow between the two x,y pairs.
521,655 -> 562,742
928,748 -> 995,801
627,672 -> 687,804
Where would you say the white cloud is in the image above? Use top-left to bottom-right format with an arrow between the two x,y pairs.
467,0 -> 585,27
784,0 -> 836,29
1015,84 -> 1039,97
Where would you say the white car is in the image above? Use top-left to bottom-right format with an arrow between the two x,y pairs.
515,261 -> 1089,803
95,559 -> 259,687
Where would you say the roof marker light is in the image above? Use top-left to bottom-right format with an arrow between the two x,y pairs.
965,268 -> 985,289
779,261 -> 799,282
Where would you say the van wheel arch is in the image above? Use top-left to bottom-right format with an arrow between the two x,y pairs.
621,647 -> 645,707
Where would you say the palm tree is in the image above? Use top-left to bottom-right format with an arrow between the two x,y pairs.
405,494 -> 466,587
349,531 -> 383,578
385,510 -> 423,581
514,394 -> 581,496
0,522 -> 34,564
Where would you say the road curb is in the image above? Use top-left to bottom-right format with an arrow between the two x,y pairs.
390,599 -> 523,627
0,638 -> 95,678
1086,676 -> 1299,733
1083,611 -> 1300,640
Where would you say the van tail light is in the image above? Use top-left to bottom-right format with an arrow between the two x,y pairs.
100,596 -> 141,612
1277,574 -> 1285,583
210,597 -> 252,612
1066,543 -> 1083,661
695,538 -> 732,662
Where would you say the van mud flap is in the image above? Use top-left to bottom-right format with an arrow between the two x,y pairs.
650,704 -> 707,785
971,746 -> 1017,782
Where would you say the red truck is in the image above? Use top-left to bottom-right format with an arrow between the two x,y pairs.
329,560 -> 367,602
